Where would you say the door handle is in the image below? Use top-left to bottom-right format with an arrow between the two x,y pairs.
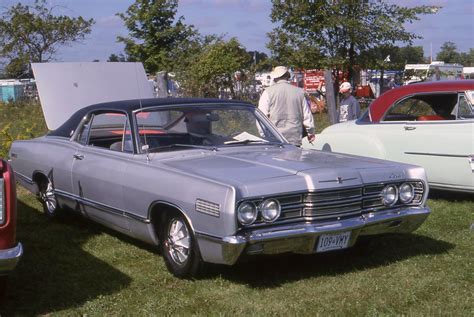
404,126 -> 416,131
73,154 -> 84,160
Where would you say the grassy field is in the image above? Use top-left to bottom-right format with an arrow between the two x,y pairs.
0,102 -> 473,315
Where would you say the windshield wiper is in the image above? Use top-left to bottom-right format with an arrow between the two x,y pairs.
150,144 -> 217,152
223,139 -> 280,146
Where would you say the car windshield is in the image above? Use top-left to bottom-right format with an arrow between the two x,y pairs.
135,104 -> 283,152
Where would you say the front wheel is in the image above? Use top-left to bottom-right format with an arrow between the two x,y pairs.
161,214 -> 203,278
38,178 -> 61,218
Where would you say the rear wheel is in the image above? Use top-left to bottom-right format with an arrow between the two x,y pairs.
161,214 -> 203,278
38,178 -> 61,218
0,276 -> 7,304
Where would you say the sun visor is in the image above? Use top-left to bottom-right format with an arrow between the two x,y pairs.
32,62 -> 154,130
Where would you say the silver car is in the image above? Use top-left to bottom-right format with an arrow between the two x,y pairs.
9,98 -> 431,277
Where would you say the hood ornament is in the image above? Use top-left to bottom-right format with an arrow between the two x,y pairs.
319,176 -> 358,184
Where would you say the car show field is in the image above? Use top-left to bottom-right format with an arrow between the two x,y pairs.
0,102 -> 472,315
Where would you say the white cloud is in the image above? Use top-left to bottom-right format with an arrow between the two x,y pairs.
96,15 -> 123,28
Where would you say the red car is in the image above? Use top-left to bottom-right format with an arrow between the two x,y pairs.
0,159 -> 22,291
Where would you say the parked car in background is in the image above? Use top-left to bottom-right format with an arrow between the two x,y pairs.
0,159 -> 23,293
404,62 -> 464,84
305,80 -> 474,193
9,98 -> 431,277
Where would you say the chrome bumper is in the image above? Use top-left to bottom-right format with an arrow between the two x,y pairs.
196,207 -> 430,265
0,243 -> 23,275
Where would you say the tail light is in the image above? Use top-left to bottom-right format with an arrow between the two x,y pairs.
0,159 -> 17,249
0,177 -> 4,225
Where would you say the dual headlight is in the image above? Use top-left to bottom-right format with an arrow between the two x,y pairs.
237,199 -> 281,226
381,183 -> 414,206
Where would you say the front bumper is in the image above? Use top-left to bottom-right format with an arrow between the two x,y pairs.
0,243 -> 23,275
196,207 -> 430,265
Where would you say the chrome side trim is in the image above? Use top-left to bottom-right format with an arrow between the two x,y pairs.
13,171 -> 34,185
0,243 -> 23,274
404,152 -> 469,158
54,189 -> 150,223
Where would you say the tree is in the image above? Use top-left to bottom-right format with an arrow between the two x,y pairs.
183,38 -> 250,98
107,53 -> 127,62
398,46 -> 425,64
0,0 -> 94,78
268,0 -> 439,82
117,0 -> 198,74
459,48 -> 474,67
436,41 -> 460,63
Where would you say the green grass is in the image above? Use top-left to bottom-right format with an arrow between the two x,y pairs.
1,102 -> 473,315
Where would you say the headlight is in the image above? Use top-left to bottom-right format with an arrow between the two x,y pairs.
237,202 -> 257,225
399,183 -> 414,203
381,185 -> 398,206
260,199 -> 281,222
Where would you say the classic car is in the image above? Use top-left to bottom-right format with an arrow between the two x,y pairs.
305,80 -> 474,193
0,159 -> 23,291
9,98 -> 431,277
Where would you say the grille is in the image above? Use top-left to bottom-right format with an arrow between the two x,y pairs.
243,181 -> 425,227
195,199 -> 220,217
304,188 -> 363,219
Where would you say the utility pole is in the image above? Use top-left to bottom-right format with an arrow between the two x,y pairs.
155,71 -> 169,98
324,70 -> 337,125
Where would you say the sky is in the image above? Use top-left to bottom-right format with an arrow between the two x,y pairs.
1,0 -> 473,63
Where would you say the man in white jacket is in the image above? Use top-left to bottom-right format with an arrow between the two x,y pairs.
258,66 -> 315,146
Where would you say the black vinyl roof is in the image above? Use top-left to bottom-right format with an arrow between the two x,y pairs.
48,97 -> 254,138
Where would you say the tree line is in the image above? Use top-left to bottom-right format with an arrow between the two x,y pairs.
0,0 -> 473,99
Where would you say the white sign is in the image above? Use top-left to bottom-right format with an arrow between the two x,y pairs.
32,62 -> 154,130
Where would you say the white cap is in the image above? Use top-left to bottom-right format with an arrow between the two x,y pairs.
339,82 -> 352,92
271,66 -> 289,79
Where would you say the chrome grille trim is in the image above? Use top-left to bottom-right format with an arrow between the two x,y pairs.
195,199 -> 220,217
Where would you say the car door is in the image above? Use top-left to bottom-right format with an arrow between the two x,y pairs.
381,92 -> 474,191
71,111 -> 134,231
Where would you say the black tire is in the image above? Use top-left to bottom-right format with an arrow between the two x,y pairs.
38,178 -> 61,218
0,276 -> 7,304
160,213 -> 203,278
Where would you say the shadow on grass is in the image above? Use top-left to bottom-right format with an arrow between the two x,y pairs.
201,233 -> 454,288
428,189 -> 474,202
1,200 -> 132,315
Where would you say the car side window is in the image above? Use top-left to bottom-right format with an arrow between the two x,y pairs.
384,97 -> 435,121
75,116 -> 92,145
457,94 -> 474,119
75,111 -> 133,153
383,93 -> 458,122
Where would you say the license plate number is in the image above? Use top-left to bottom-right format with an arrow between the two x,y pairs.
316,231 -> 351,252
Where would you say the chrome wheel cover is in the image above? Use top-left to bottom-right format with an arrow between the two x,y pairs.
40,181 -> 57,213
166,218 -> 191,265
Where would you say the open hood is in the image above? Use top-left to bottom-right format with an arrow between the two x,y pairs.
32,62 -> 154,130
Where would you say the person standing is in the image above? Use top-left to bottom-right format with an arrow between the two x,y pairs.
337,82 -> 360,123
258,66 -> 315,146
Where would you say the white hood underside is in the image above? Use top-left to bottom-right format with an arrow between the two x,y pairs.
32,62 -> 154,130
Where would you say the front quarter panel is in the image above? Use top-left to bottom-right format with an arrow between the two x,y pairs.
123,158 -> 238,238
303,122 -> 387,159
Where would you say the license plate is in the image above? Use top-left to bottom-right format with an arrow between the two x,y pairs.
316,231 -> 351,252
